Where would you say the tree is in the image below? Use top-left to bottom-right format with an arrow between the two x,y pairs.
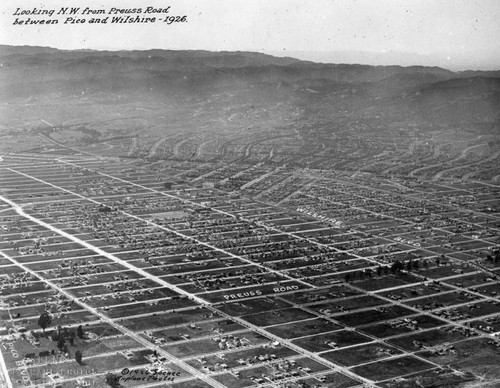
57,336 -> 65,351
68,332 -> 76,346
76,325 -> 84,339
75,350 -> 83,364
105,373 -> 123,388
50,330 -> 60,342
391,261 -> 404,274
38,312 -> 52,333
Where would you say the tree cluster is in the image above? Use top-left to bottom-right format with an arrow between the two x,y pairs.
37,314 -> 85,364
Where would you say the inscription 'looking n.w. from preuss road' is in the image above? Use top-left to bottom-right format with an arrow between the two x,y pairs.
13,7 -> 173,17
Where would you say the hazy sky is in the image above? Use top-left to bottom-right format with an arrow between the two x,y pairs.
1,0 -> 499,69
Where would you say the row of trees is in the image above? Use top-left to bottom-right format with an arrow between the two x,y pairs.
37,313 -> 84,339
344,259 -> 432,283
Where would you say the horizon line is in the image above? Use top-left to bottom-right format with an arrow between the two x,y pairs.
1,43 -> 499,72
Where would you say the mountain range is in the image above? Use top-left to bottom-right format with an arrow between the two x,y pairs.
1,45 -> 499,127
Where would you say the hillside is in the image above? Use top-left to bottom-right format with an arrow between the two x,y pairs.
0,45 -> 499,182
